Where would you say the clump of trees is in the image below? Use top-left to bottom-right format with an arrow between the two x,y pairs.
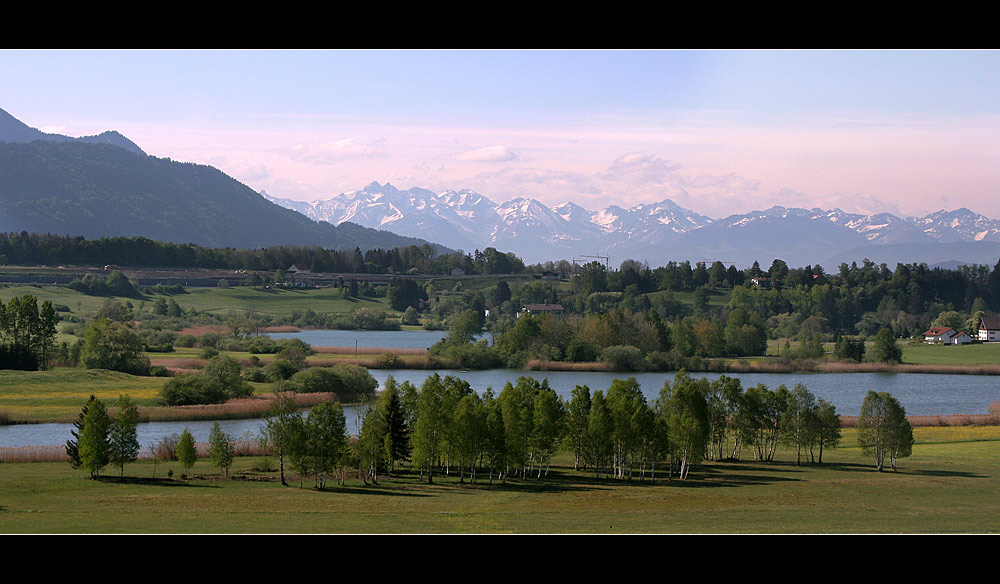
348,372 -> 843,486
66,395 -> 141,478
78,318 -> 151,376
67,270 -> 140,297
0,294 -> 58,370
858,391 -> 913,471
260,395 -> 350,489
159,355 -> 253,405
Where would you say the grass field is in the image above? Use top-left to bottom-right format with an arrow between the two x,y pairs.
902,341 -> 1000,366
0,369 -> 169,422
0,283 -> 396,320
1,427 -> 997,533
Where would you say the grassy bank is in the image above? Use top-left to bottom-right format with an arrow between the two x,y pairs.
1,426 -> 997,533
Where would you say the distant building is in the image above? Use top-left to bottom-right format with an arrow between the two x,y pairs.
519,303 -> 565,318
750,276 -> 772,288
287,263 -> 310,274
979,316 -> 1000,342
922,326 -> 972,344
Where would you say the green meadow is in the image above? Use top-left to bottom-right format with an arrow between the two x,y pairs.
1,426 -> 997,533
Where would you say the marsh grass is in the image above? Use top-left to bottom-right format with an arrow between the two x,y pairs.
839,413 -> 1000,427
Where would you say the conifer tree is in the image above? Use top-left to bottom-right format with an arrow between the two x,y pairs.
78,398 -> 111,478
66,395 -> 97,469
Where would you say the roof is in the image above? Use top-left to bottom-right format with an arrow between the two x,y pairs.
922,327 -> 957,337
980,316 -> 1000,330
522,303 -> 565,312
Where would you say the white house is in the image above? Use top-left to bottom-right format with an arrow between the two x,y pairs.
922,327 -> 959,343
979,316 -> 1000,342
950,331 -> 973,345
923,327 -> 973,345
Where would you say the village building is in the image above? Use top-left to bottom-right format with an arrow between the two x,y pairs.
518,303 -> 565,318
286,263 -> 310,274
922,326 -> 972,345
979,316 -> 1000,342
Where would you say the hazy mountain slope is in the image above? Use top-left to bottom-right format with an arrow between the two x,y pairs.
0,107 -> 146,155
0,140 -> 437,251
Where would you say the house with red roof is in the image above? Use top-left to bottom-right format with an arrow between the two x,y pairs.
922,326 -> 972,344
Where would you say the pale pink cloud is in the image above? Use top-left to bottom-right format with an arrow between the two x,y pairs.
454,145 -> 520,162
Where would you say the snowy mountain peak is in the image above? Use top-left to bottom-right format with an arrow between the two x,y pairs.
261,184 -> 1000,265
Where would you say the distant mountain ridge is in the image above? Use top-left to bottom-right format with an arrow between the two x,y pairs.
0,107 -> 146,156
265,183 -> 1000,267
0,108 -> 442,253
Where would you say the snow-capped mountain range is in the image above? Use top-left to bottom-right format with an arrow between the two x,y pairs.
263,182 -> 1000,268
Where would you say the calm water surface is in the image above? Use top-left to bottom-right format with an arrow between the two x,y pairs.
3,330 -> 998,447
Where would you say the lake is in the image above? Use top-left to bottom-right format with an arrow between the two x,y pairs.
2,368 -> 997,448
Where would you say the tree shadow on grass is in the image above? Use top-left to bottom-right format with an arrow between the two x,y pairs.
96,476 -> 220,488
899,468 -> 988,479
308,483 -> 433,497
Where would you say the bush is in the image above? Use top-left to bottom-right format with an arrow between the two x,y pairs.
79,318 -> 150,376
600,345 -> 645,371
330,363 -> 378,400
376,351 -> 402,368
265,359 -> 298,382
148,365 -> 169,377
160,374 -> 227,406
565,339 -> 597,362
152,433 -> 180,461
290,367 -> 345,393
243,366 -> 267,383
202,355 -> 253,399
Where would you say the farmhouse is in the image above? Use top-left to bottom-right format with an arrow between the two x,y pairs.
287,263 -> 310,274
921,326 -> 972,345
979,316 -> 1000,342
518,303 -> 565,318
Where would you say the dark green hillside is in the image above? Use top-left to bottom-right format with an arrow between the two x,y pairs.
0,140 -> 435,251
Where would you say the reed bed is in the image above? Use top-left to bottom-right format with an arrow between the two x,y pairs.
839,413 -> 1000,427
0,445 -> 68,463
310,345 -> 427,355
261,325 -> 302,333
818,362 -> 1000,375
150,358 -> 207,370
139,392 -> 341,423
525,360 -> 614,371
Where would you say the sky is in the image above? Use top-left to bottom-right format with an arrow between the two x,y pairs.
4,49 -> 1000,218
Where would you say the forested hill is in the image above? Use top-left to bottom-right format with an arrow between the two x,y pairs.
0,139 -> 439,252
0,107 -> 145,155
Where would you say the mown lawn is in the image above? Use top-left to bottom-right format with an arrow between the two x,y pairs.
902,341 -> 1000,366
1,428 -> 997,533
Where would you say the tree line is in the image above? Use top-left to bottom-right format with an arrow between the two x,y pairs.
0,232 -> 524,276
